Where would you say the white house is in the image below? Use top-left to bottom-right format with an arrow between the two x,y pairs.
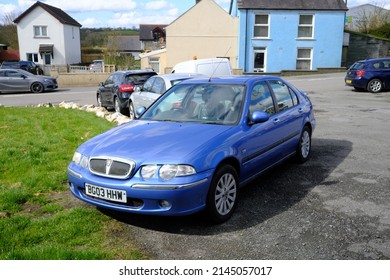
13,1 -> 82,66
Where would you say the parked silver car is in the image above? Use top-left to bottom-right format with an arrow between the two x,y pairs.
129,73 -> 205,118
0,69 -> 57,93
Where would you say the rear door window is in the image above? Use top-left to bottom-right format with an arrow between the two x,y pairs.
268,80 -> 298,112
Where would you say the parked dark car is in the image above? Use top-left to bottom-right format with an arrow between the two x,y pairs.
0,69 -> 57,93
96,69 -> 157,115
0,60 -> 44,75
68,75 -> 316,223
345,57 -> 390,93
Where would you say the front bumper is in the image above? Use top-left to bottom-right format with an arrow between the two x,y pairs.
67,165 -> 213,216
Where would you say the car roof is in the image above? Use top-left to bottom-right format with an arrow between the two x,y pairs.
178,75 -> 284,85
356,57 -> 390,63
115,69 -> 157,75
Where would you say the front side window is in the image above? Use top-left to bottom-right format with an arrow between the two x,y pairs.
142,77 -> 155,92
151,77 -> 165,95
249,82 -> 275,115
34,26 -> 48,37
298,15 -> 313,38
254,14 -> 269,38
296,48 -> 312,70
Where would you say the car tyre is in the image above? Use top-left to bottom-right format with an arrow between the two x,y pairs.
367,79 -> 383,93
30,82 -> 44,93
97,93 -> 107,109
129,101 -> 135,119
114,97 -> 122,114
296,126 -> 311,163
206,165 -> 238,223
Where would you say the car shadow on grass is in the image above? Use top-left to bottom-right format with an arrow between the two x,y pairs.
99,138 -> 352,235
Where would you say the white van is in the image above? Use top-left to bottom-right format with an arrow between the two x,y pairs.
172,58 -> 233,76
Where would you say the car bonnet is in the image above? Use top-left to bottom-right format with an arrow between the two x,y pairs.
81,120 -> 233,165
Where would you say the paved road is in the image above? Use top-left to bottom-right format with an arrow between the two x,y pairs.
0,86 -> 97,107
3,73 -> 390,260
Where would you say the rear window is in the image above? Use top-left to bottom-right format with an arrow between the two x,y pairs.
349,62 -> 365,70
125,73 -> 156,85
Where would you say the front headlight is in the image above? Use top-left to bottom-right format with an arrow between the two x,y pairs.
72,152 -> 82,165
140,164 -> 196,181
72,152 -> 88,168
140,164 -> 158,179
160,164 -> 196,181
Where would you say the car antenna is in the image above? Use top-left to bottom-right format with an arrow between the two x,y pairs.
208,46 -> 231,83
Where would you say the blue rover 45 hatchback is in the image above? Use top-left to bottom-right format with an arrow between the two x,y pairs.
68,75 -> 316,223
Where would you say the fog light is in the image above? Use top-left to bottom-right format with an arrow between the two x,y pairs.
159,200 -> 171,208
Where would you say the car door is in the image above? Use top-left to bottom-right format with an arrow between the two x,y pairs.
267,79 -> 305,157
131,76 -> 156,109
99,74 -> 115,106
239,81 -> 283,181
1,70 -> 30,92
143,77 -> 166,108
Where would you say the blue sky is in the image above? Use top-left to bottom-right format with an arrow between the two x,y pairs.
0,0 -> 388,28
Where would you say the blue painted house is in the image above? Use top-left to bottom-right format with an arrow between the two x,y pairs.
237,0 -> 348,72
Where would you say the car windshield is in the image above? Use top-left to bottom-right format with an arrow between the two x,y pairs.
141,83 -> 246,125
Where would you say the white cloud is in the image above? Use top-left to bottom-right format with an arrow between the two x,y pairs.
18,0 -> 137,13
144,1 -> 169,10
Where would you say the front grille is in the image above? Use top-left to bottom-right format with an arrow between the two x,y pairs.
89,156 -> 135,179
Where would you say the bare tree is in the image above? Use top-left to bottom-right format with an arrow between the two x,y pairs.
354,3 -> 390,34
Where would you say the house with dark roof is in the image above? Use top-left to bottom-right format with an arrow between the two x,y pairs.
139,24 -> 167,51
237,0 -> 348,72
13,1 -> 82,66
107,35 -> 142,60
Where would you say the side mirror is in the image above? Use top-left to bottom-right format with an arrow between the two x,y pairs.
136,106 -> 146,117
134,86 -> 142,92
99,82 -> 104,86
249,111 -> 270,124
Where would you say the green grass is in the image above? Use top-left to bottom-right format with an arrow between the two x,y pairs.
0,107 -> 149,260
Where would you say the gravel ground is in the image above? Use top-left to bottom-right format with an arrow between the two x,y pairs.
101,73 -> 390,260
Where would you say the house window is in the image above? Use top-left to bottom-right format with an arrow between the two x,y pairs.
296,48 -> 312,70
254,14 -> 269,38
27,53 -> 39,62
298,15 -> 313,38
148,57 -> 160,73
34,26 -> 48,37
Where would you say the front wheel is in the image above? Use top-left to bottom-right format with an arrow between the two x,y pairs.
97,93 -> 107,109
296,126 -> 311,163
128,101 -> 135,119
206,165 -> 238,223
30,82 -> 44,93
367,79 -> 383,93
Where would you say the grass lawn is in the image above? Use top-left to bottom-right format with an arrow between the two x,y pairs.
0,107 -> 149,260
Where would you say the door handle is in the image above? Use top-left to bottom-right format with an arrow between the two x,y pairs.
273,118 -> 280,124
298,108 -> 304,113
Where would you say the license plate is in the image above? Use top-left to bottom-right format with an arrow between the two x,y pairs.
346,79 -> 352,84
85,183 -> 127,203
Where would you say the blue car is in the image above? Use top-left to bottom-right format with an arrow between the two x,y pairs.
345,57 -> 390,93
68,76 -> 316,223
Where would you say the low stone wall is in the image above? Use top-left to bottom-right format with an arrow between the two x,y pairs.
50,70 -> 111,87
